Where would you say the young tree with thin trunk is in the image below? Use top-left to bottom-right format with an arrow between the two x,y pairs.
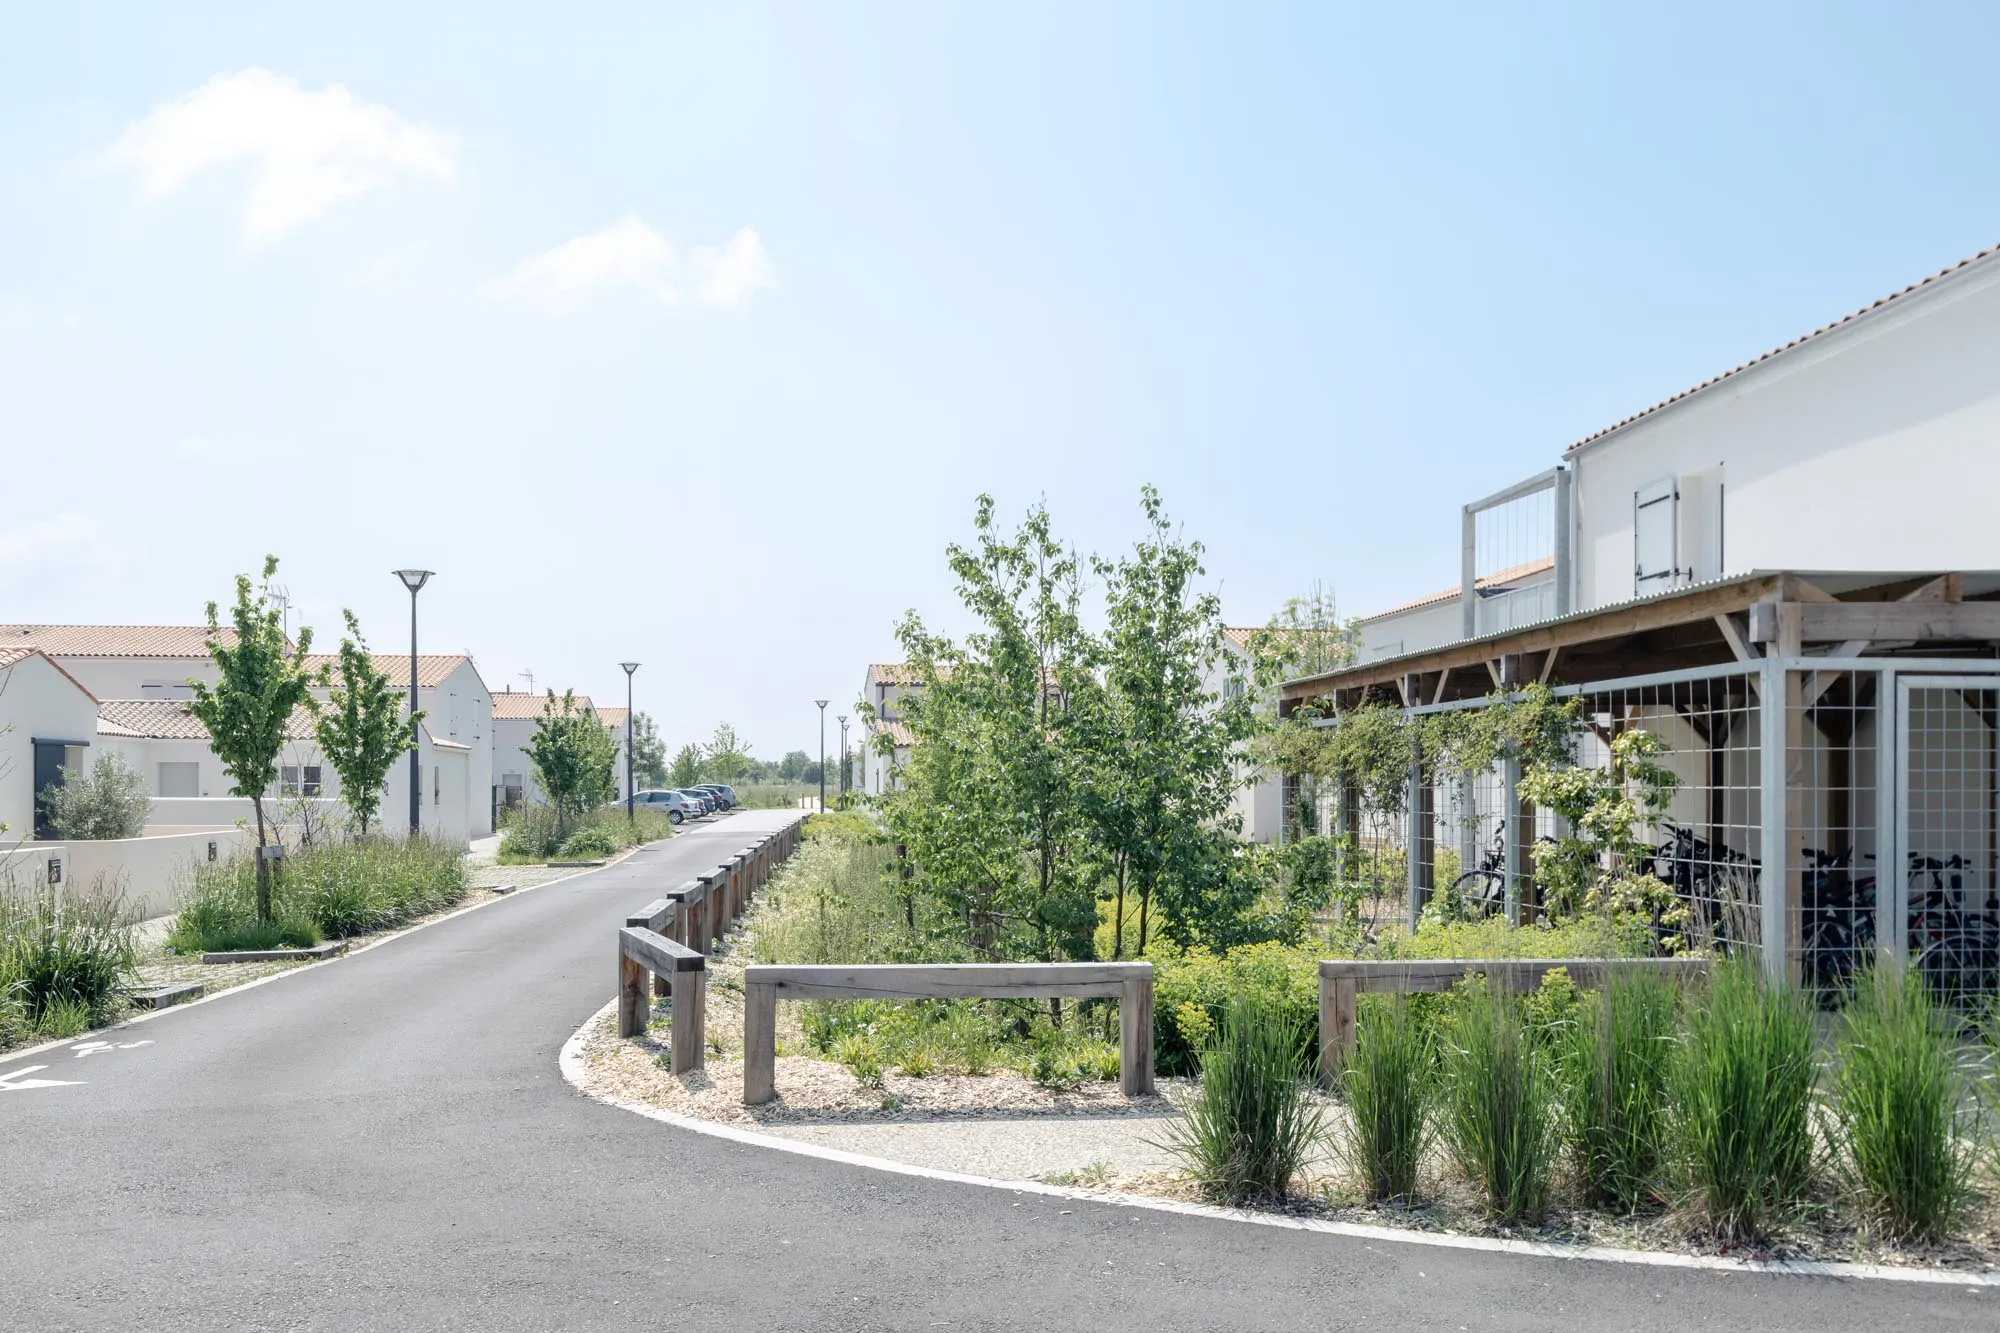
524,690 -> 618,837
668,743 -> 703,788
312,610 -> 418,838
630,711 -> 668,788
188,556 -> 316,923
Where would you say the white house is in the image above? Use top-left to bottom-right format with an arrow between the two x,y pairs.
490,688 -> 602,813
1356,242 -> 2000,652
1212,630 -> 1284,843
596,705 -> 635,802
856,664 -> 921,796
0,646 -> 103,842
300,652 -> 493,837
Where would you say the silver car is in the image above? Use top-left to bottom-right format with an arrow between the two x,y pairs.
631,789 -> 698,824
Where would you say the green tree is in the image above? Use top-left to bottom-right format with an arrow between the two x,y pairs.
43,752 -> 152,840
700,722 -> 753,783
881,495 -> 1099,963
668,743 -> 703,787
629,710 -> 668,788
1091,485 -> 1258,953
187,555 -> 317,922
524,690 -> 618,836
311,610 -> 417,837
777,749 -> 811,782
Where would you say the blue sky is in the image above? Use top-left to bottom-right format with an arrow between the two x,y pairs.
4,2 -> 1998,760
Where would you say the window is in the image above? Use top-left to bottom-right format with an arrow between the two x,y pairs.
280,765 -> 301,797
1634,477 -> 1679,591
158,762 -> 199,799
1223,676 -> 1247,703
302,765 -> 322,798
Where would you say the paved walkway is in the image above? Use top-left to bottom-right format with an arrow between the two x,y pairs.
4,810 -> 1993,1331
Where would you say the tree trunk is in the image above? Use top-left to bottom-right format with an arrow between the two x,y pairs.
1112,854 -> 1128,959
251,795 -> 271,923
1137,876 -> 1152,955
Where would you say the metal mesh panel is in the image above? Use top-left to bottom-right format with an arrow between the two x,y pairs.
1783,670 -> 1880,998
1897,678 -> 1999,1004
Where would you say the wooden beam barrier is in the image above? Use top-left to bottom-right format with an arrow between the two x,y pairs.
1315,956 -> 1711,1084
740,962 -> 1155,1105
617,926 -> 707,1072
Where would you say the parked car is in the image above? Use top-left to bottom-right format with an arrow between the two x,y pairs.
677,788 -> 715,816
693,784 -> 736,811
630,789 -> 698,824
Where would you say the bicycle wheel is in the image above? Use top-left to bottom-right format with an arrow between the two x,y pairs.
1449,871 -> 1506,919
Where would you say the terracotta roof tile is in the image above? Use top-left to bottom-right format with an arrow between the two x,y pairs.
491,690 -> 595,721
300,652 -> 471,689
1361,556 -> 1556,623
1565,244 -> 2000,455
0,624 -> 242,657
96,698 -> 316,742
871,718 -> 915,747
597,706 -> 630,729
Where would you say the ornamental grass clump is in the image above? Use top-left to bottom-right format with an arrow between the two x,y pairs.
1438,980 -> 1560,1223
1669,958 -> 1816,1241
1340,995 -> 1433,1202
1560,972 -> 1679,1212
1160,994 -> 1326,1203
1828,966 -> 1981,1241
0,874 -> 135,1032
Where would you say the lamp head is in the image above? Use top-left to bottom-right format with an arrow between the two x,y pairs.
815,698 -> 829,709
620,661 -> 640,676
394,569 -> 435,593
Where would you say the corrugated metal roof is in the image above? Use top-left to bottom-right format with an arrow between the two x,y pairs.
0,624 -> 242,657
1565,243 -> 2000,456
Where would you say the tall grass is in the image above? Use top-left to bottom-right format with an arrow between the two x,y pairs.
1159,995 -> 1326,1202
1340,995 -> 1433,1202
1437,981 -> 1560,1223
1669,958 -> 1817,1240
1560,972 -> 1679,1211
0,872 -> 135,1033
1828,966 -> 1981,1240
751,834 -> 908,966
168,838 -> 467,952
497,805 -> 675,861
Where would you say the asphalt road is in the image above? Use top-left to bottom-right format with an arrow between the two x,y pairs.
4,809 -> 1992,1332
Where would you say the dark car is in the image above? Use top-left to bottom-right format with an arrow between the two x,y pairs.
692,784 -> 735,811
677,788 -> 715,816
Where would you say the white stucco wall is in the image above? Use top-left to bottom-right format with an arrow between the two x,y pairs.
37,655 -> 219,701
1570,257 -> 2000,613
0,654 -> 102,841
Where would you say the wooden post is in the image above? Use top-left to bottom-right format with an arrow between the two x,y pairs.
670,967 -> 706,1074
1119,967 -> 1154,1097
743,980 -> 777,1105
1331,978 -> 1357,1064
1318,968 -> 1339,1089
617,950 -> 648,1038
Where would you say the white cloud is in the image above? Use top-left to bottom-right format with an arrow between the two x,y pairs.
482,218 -> 776,313
104,69 -> 456,245
691,229 -> 778,309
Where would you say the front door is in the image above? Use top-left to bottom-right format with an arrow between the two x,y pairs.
31,740 -> 87,840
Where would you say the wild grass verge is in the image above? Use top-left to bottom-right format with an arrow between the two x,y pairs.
168,837 -> 467,953
0,872 -> 135,1041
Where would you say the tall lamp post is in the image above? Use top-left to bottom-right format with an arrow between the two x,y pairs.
837,715 -> 849,809
392,570 -> 434,835
815,699 -> 830,812
620,662 -> 639,822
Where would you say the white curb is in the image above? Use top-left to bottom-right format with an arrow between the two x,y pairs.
559,998 -> 2000,1289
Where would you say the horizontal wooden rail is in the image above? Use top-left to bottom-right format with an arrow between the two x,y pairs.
612,816 -> 810,1074
619,926 -> 706,1072
741,961 -> 1154,1105
1317,955 -> 1710,1083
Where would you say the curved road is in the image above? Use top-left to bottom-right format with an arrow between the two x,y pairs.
5,810 -> 1991,1331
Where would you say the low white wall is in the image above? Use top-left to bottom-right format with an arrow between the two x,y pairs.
0,827 -> 255,921
147,796 -> 346,834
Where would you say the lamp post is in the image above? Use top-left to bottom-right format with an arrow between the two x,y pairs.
815,699 -> 829,812
620,662 -> 639,823
392,570 -> 434,835
837,715 -> 849,809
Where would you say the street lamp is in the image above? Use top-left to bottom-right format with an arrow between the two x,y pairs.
620,662 -> 639,822
393,569 -> 434,835
837,714 -> 849,809
815,699 -> 830,812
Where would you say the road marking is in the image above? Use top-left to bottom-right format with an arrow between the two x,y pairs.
0,1065 -> 84,1092
72,1039 -> 152,1058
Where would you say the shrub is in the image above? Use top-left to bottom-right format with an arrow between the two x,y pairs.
0,874 -> 135,1030
168,838 -> 466,949
43,753 -> 152,841
498,805 -> 561,859
1158,995 -> 1326,1202
1669,959 -> 1816,1240
1152,942 -> 1320,1077
556,824 -> 622,859
1438,981 -> 1560,1223
835,1033 -> 885,1087
1560,972 -> 1679,1211
1828,967 -> 1981,1240
1341,995 -> 1433,1202
752,836 -> 915,966
802,810 -> 886,844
